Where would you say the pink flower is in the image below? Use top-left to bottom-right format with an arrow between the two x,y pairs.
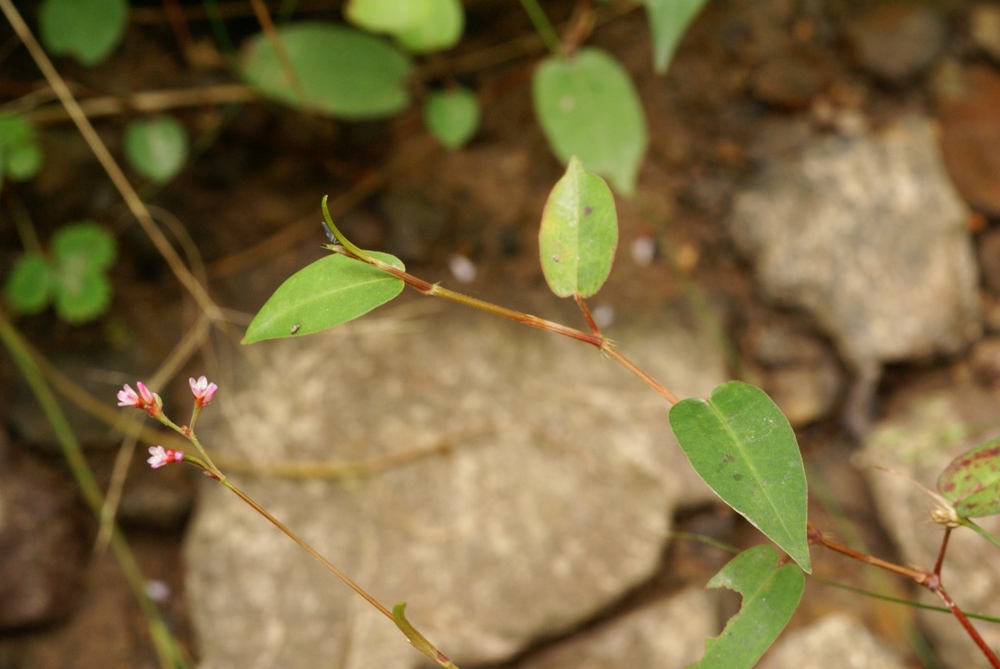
117,382 -> 162,415
189,376 -> 218,407
147,445 -> 184,469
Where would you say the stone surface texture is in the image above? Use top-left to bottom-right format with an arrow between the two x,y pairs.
185,306 -> 727,668
729,115 -> 979,377
757,614 -> 908,669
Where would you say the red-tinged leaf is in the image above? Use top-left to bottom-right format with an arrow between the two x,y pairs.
938,435 -> 1000,518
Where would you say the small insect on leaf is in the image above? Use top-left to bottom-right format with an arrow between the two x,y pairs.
290,323 -> 301,334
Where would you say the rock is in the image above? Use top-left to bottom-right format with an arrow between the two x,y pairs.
860,381 -> 1000,667
519,587 -> 717,669
979,227 -> 1000,294
971,4 -> 1000,61
756,614 -> 908,669
729,115 -> 980,379
743,322 -> 844,427
968,337 -> 1000,389
936,65 -> 1000,216
185,307 -> 728,668
0,432 -> 90,629
848,3 -> 947,82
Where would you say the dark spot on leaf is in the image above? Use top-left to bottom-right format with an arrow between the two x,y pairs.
584,206 -> 593,216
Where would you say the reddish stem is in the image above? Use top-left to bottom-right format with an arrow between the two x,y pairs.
808,523 -> 1000,668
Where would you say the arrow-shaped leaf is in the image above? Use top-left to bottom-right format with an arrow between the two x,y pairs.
691,545 -> 804,669
669,381 -> 811,572
243,251 -> 404,344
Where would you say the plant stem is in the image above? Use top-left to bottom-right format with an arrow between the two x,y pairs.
518,0 -> 563,55
809,523 -> 1000,668
0,307 -> 190,669
320,215 -> 684,405
218,478 -> 393,620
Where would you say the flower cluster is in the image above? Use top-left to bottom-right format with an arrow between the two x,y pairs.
147,445 -> 184,469
118,376 -> 218,470
117,381 -> 162,416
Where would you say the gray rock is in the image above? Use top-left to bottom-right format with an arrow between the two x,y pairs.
848,3 -> 947,82
756,614 -> 908,669
860,382 -> 1000,667
519,587 -> 717,669
185,306 -> 727,668
729,115 -> 979,379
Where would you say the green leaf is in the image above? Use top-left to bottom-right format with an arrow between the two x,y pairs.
53,269 -> 111,323
124,116 -> 189,184
244,251 -> 405,344
669,382 -> 811,572
393,0 -> 463,52
347,0 -> 464,52
938,435 -> 1000,517
51,222 -> 118,272
692,545 -> 804,669
5,253 -> 53,314
38,0 -> 128,66
392,603 -> 457,668
532,47 -> 648,195
241,22 -> 412,119
538,157 -> 617,298
0,115 -> 42,181
423,88 -> 480,149
641,0 -> 707,74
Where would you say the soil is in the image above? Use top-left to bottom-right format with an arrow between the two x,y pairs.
0,1 -> 995,667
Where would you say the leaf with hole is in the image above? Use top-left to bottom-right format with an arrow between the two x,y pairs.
241,22 -> 412,119
669,381 -> 811,572
424,89 -> 480,149
938,435 -> 1000,518
641,0 -> 707,74
691,545 -> 804,669
39,0 -> 128,66
243,251 -> 405,344
124,116 -> 189,184
532,48 -> 648,195
538,157 -> 617,298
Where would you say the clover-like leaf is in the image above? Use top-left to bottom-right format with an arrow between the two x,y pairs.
692,545 -> 804,669
53,269 -> 111,323
5,253 -> 53,315
938,435 -> 1000,518
0,115 -> 43,181
244,251 -> 405,344
51,222 -> 117,272
669,381 -> 811,572
538,157 -> 617,298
